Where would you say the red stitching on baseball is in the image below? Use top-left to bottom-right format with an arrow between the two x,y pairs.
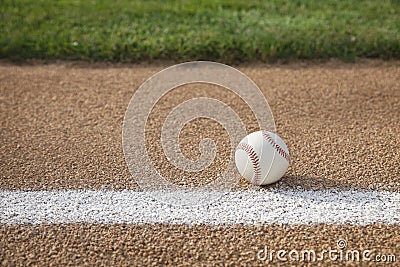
236,143 -> 262,184
262,131 -> 290,162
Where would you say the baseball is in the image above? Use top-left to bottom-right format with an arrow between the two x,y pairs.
235,130 -> 290,185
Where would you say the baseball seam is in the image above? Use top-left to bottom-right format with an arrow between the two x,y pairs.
236,143 -> 262,185
262,131 -> 290,162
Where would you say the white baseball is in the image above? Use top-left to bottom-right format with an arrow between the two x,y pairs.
235,130 -> 290,185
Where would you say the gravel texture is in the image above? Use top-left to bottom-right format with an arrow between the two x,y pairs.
1,60 -> 399,266
1,224 -> 399,266
1,60 -> 399,191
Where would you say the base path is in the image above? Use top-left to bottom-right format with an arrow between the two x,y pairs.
1,60 -> 399,266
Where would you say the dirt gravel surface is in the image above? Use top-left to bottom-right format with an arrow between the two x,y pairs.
1,60 -> 400,266
1,224 -> 399,266
1,60 -> 399,191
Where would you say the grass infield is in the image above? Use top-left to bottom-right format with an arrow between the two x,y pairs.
1,0 -> 399,62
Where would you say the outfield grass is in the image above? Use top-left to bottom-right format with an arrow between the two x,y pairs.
1,0 -> 399,62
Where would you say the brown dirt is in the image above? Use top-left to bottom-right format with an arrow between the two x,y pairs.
1,60 -> 399,266
1,224 -> 399,266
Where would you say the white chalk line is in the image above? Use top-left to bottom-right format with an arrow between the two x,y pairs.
1,189 -> 399,225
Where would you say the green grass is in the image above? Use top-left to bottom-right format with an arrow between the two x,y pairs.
1,0 -> 399,62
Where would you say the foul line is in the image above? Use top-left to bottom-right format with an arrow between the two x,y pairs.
1,189 -> 399,225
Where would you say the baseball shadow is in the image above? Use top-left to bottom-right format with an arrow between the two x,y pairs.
260,174 -> 370,192
258,175 -> 383,209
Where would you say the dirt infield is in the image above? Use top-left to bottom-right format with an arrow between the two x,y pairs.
1,60 -> 399,265
1,224 -> 399,266
1,60 -> 399,191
